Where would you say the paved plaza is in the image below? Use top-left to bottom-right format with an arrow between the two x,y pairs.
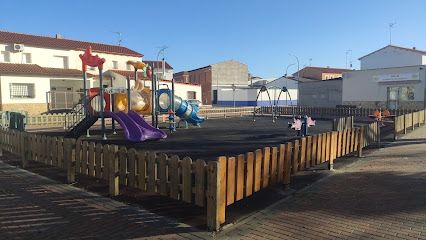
1,125 -> 426,239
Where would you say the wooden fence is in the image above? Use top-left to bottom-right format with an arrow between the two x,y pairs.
264,106 -> 420,117
0,120 -> 380,231
394,109 -> 426,139
215,121 -> 379,224
198,107 -> 255,119
332,116 -> 354,131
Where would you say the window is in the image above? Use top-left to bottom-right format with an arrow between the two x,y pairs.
1,51 -> 10,62
401,86 -> 415,100
22,53 -> 31,63
126,63 -> 132,70
187,91 -> 196,99
10,83 -> 35,98
53,56 -> 69,69
112,61 -> 118,69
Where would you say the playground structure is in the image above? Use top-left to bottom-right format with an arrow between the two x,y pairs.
64,46 -> 204,142
369,109 -> 395,122
253,85 -> 294,122
288,115 -> 316,136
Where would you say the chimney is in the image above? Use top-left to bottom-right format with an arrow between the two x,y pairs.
413,47 -> 416,50
56,34 -> 63,39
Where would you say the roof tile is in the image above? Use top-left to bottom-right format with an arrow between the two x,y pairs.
0,63 -> 91,77
0,30 -> 143,57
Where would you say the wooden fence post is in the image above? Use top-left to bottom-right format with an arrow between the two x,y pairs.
217,156 -> 227,224
21,134 -> 28,168
207,161 -> 220,232
282,142 -> 292,189
376,121 -> 381,148
109,145 -> 119,196
404,113 -> 407,134
394,115 -> 398,140
67,139 -> 76,183
0,129 -> 3,157
418,111 -> 421,127
329,132 -> 337,170
358,126 -> 364,157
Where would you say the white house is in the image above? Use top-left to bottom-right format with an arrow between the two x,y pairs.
343,45 -> 426,109
359,45 -> 426,70
0,30 -> 144,114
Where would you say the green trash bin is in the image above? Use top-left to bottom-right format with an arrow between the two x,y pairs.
9,112 -> 25,131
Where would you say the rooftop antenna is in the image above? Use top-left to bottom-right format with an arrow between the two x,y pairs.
113,31 -> 122,46
389,22 -> 396,45
309,58 -> 312,66
346,50 -> 352,69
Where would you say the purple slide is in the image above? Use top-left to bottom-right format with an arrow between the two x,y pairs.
127,110 -> 167,140
104,111 -> 166,142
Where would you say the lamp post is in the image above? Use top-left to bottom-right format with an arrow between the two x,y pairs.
156,46 -> 168,81
285,63 -> 295,106
285,63 -> 295,78
232,84 -> 236,108
289,54 -> 300,106
155,46 -> 167,127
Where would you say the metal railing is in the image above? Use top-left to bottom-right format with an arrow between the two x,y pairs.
47,91 -> 84,111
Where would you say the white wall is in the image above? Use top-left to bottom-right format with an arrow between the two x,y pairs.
266,77 -> 298,89
0,43 -> 141,72
154,68 -> 173,80
361,46 -> 423,70
343,65 -> 425,102
217,86 -> 297,106
1,75 -> 50,104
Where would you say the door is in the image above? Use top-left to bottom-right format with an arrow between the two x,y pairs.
212,90 -> 218,104
387,87 -> 399,110
51,87 -> 73,109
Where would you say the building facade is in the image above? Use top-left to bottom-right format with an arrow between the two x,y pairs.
174,60 -> 249,105
298,78 -> 342,107
293,66 -> 350,81
342,45 -> 426,109
0,30 -> 143,114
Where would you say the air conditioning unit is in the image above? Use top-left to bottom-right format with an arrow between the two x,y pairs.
14,44 -> 24,51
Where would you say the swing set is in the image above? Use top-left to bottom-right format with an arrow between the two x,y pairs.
252,85 -> 294,122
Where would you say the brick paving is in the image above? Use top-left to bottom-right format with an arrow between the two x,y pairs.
0,161 -> 196,240
210,126 -> 426,240
1,125 -> 426,239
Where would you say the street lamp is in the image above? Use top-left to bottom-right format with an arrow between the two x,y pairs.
285,63 -> 295,106
285,63 -> 295,77
154,46 -> 167,127
232,84 -> 236,108
289,54 -> 299,81
156,46 -> 168,81
289,53 -> 300,108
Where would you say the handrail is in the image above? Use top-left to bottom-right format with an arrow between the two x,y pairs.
64,95 -> 91,135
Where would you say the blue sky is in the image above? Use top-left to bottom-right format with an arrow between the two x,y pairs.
2,0 -> 426,78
